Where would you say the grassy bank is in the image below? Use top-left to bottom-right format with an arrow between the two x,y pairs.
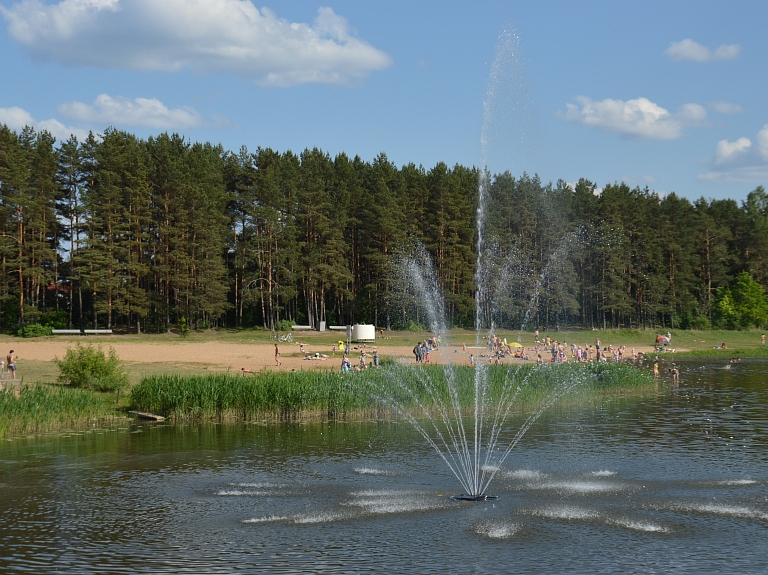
0,384 -> 120,438
672,346 -> 768,359
131,362 -> 654,421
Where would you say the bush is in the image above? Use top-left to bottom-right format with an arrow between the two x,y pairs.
275,319 -> 293,332
688,315 -> 711,330
403,319 -> 427,332
178,317 -> 191,337
54,344 -> 129,392
17,323 -> 53,337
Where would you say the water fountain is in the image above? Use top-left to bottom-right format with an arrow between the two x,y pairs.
372,30 -> 582,500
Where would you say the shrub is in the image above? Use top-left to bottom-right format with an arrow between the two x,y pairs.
275,319 -> 293,332
688,315 -> 711,330
17,323 -> 53,337
55,344 -> 129,392
403,319 -> 427,332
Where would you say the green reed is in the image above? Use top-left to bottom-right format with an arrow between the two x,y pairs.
0,384 -> 114,438
131,361 -> 653,421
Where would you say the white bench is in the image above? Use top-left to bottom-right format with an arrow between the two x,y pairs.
52,329 -> 113,335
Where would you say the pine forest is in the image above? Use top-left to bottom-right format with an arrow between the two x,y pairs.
1,125 -> 768,334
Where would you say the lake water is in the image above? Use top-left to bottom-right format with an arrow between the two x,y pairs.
1,359 -> 767,574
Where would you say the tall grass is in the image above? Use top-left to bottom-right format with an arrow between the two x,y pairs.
0,384 -> 115,438
131,362 -> 654,421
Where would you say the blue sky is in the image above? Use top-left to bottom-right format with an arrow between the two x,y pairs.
1,0 -> 766,203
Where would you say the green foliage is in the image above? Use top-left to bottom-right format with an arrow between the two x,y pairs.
4,123 -> 768,334
131,362 -> 653,420
17,323 -> 53,337
688,315 -> 711,330
178,317 -> 191,337
275,319 -> 293,332
402,319 -> 427,332
54,344 -> 129,392
0,384 -> 111,438
712,272 -> 768,329
40,309 -> 69,329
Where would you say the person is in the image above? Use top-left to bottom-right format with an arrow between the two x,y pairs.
536,353 -> 543,366
462,343 -> 466,352
341,354 -> 351,373
534,329 -> 539,342
721,342 -> 728,350
469,354 -> 475,367
670,366 -> 679,385
653,360 -> 659,378
373,350 -> 379,368
762,334 -> 765,345
274,344 -> 281,367
241,367 -> 255,374
7,350 -> 16,379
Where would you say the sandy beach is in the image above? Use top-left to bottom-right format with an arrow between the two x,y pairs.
0,333 -> 666,380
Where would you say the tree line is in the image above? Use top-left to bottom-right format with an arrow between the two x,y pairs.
1,124 -> 767,334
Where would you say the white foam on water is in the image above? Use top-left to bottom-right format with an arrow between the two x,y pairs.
715,479 -> 758,486
292,511 -> 348,524
217,490 -> 272,496
353,468 -> 397,476
607,518 -> 670,533
536,480 -> 625,494
350,499 -> 442,515
242,516 -> 289,524
589,470 -> 617,477
347,490 -> 446,515
350,489 -> 420,497
531,505 -> 600,520
475,521 -> 522,539
504,469 -> 547,480
233,482 -> 288,488
673,502 -> 768,520
481,465 -> 500,473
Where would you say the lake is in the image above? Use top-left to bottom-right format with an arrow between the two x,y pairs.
1,359 -> 766,574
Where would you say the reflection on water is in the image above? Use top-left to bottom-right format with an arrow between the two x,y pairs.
0,360 -> 767,574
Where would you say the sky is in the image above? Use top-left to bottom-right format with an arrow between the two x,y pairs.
1,0 -> 766,203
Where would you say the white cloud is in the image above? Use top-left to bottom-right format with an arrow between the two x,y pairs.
757,124 -> 768,161
714,137 -> 751,165
700,124 -> 768,183
59,94 -> 201,129
698,166 -> 768,184
0,106 -> 87,140
558,96 -> 706,140
665,39 -> 741,62
0,0 -> 392,87
710,101 -> 744,115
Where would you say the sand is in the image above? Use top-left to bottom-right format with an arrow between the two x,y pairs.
0,334 -> 665,378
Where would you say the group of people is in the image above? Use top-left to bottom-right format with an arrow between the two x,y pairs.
341,348 -> 379,372
532,337 -> 649,366
412,339 -> 436,364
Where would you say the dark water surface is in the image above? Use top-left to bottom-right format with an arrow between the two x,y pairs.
1,359 -> 767,574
